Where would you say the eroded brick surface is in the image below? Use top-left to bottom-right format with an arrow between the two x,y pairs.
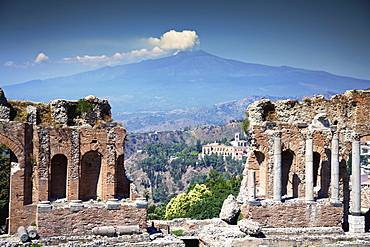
239,89 -> 370,228
241,199 -> 343,228
0,89 -> 142,235
37,204 -> 147,237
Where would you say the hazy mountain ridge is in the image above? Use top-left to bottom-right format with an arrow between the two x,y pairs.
2,50 -> 368,131
121,94 -> 336,132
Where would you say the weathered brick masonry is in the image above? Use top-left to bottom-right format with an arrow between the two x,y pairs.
241,199 -> 343,228
0,89 -> 145,235
37,202 -> 147,237
238,89 -> 370,229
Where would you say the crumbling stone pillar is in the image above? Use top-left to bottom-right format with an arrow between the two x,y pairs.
68,129 -> 80,200
36,127 -> 50,202
272,131 -> 282,202
50,99 -> 69,125
330,131 -> 341,206
305,130 -> 314,203
26,106 -> 37,124
247,170 -> 260,205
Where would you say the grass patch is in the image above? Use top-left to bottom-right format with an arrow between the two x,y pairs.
171,229 -> 184,236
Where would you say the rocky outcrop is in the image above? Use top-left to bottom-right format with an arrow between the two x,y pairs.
219,195 -> 240,224
50,95 -> 111,127
237,219 -> 261,236
0,88 -> 10,120
198,225 -> 246,247
50,99 -> 69,125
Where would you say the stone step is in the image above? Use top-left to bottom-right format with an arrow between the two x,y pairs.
261,226 -> 344,236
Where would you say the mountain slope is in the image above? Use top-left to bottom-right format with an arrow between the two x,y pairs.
3,50 -> 369,130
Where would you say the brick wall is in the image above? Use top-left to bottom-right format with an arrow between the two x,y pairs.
37,203 -> 147,237
241,199 -> 343,228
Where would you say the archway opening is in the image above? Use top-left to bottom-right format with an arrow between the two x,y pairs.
313,152 -> 320,187
115,154 -> 130,199
49,154 -> 67,201
282,150 -> 294,197
254,151 -> 266,197
79,151 -> 102,201
340,158 -> 351,231
0,144 -> 16,233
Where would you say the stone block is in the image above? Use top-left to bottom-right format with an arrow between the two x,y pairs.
237,219 -> 262,235
134,198 -> 148,208
106,199 -> 121,210
37,201 -> 52,213
348,215 -> 365,233
297,122 -> 308,128
69,200 -> 84,212
26,105 -> 37,124
219,195 -> 240,224
0,105 -> 10,120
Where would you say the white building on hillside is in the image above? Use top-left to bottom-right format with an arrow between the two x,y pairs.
200,133 -> 248,160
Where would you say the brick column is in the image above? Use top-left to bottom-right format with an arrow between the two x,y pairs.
36,127 -> 50,201
68,129 -> 80,200
330,131 -> 341,206
105,144 -> 116,200
305,130 -> 314,203
272,131 -> 282,202
105,127 -> 118,200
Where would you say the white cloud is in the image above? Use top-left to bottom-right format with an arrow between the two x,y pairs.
75,55 -> 109,66
4,61 -> 15,67
4,53 -> 49,68
5,30 -> 200,69
61,30 -> 199,67
112,47 -> 166,62
63,47 -> 167,67
148,30 -> 199,51
34,53 -> 49,63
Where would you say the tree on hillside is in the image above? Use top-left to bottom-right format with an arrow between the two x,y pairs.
165,184 -> 211,220
164,170 -> 242,220
241,117 -> 250,134
0,144 -> 10,230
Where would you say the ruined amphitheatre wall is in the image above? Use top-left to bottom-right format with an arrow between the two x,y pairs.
239,89 -> 370,228
247,89 -> 370,135
0,89 -> 146,235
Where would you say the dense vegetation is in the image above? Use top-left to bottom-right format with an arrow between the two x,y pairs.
138,140 -> 245,203
148,169 -> 242,220
76,98 -> 93,115
140,139 -> 245,220
0,144 -> 10,231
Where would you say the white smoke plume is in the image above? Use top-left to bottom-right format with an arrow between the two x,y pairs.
148,30 -> 199,51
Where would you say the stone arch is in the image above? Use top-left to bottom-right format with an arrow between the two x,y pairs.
0,135 -> 23,165
0,143 -> 13,229
49,154 -> 68,201
248,150 -> 268,197
282,149 -> 295,198
115,154 -> 130,199
79,151 -> 102,201
0,134 -> 32,205
312,146 -> 331,198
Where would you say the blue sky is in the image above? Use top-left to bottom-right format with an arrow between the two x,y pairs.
1,0 -> 369,86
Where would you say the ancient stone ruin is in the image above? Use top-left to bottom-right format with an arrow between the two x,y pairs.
238,89 -> 370,233
0,89 -> 146,236
2,88 -> 370,246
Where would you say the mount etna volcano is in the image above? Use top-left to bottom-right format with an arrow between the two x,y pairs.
3,50 -> 369,131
